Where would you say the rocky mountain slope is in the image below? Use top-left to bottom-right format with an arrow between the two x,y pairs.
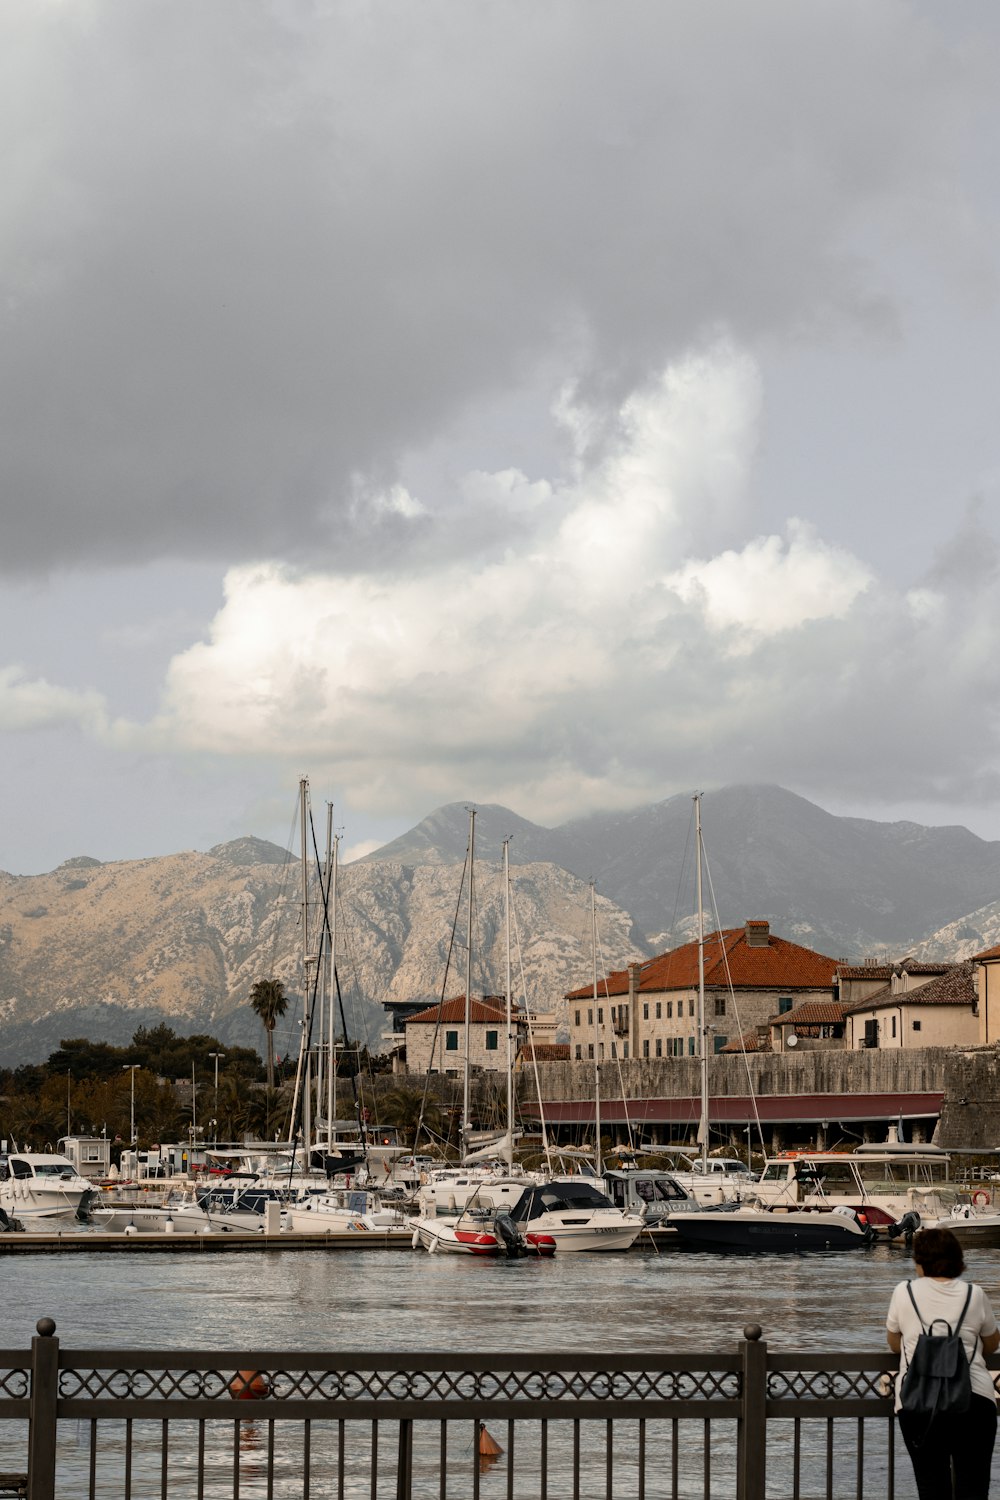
0,842 -> 635,1066
2,783 -> 998,1066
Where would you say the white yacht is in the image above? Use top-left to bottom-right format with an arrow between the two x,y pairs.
504,1179 -> 644,1252
746,1144 -> 959,1230
0,1151 -> 96,1223
285,1189 -> 413,1238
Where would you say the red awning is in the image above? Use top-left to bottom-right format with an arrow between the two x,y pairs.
532,1092 -> 944,1126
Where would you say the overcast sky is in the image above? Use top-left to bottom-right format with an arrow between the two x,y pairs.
3,0 -> 1000,875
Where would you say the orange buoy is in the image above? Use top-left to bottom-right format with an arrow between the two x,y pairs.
478,1424 -> 503,1458
229,1369 -> 270,1400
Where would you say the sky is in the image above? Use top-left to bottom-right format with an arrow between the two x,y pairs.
3,0 -> 1000,876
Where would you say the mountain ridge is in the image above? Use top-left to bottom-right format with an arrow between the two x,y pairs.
1,784 -> 998,1066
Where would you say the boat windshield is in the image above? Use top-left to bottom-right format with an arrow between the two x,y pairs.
511,1183 -> 613,1221
632,1177 -> 687,1203
28,1161 -> 76,1177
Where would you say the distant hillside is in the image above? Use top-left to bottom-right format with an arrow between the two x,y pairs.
367,785 -> 1000,956
2,784 -> 998,1067
0,843 -> 636,1067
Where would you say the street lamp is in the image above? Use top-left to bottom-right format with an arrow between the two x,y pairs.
122,1065 -> 141,1146
208,1052 -> 226,1132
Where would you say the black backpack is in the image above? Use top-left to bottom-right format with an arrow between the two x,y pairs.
900,1281 -> 974,1424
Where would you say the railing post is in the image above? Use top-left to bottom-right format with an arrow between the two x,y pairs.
27,1317 -> 58,1500
395,1417 -> 413,1500
739,1323 -> 766,1500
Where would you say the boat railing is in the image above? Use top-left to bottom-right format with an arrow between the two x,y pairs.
6,1318 -> 998,1498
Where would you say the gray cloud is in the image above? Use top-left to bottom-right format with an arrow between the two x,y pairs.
1,1 -> 990,573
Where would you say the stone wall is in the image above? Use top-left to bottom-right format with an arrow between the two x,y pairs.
523,1049 -> 1000,1149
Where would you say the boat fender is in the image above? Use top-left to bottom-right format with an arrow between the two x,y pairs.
411,1227 -> 421,1249
973,1190 -> 991,1207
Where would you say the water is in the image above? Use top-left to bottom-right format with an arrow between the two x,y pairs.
6,1241 -> 1000,1497
9,1238 -> 1000,1352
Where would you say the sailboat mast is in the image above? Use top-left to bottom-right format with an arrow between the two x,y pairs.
462,808 -> 476,1154
300,776 -> 312,1154
324,803 -> 338,1150
592,880 -> 602,1176
503,837 -> 514,1172
695,791 -> 709,1173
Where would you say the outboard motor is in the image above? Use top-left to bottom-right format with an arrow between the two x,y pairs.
886,1210 -> 921,1245
493,1212 -> 523,1259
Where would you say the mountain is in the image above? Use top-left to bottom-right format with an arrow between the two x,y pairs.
2,784 -> 999,1067
370,786 -> 1000,957
0,844 -> 636,1067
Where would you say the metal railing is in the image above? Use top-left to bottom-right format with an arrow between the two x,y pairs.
0,1318 -> 972,1499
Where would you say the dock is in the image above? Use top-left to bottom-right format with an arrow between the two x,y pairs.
0,1229 -> 415,1254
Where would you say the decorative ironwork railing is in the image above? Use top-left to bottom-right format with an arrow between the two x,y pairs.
3,1318 -> 990,1499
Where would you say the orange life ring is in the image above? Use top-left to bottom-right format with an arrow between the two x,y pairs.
973,1189 -> 991,1207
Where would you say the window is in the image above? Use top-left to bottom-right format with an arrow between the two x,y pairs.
598,1007 -> 603,1024
912,1020 -> 922,1032
688,1037 -> 695,1055
714,1036 -> 728,1054
575,1010 -> 580,1027
714,997 -> 726,1017
778,997 -> 793,1014
891,1015 -> 897,1039
588,1008 -> 593,1025
445,1030 -> 459,1052
655,1002 -> 662,1019
598,1042 -> 605,1060
643,1040 -> 650,1059
623,1042 -> 629,1059
574,1044 -> 582,1060
655,1038 -> 662,1058
667,1001 -> 673,1019
610,1041 -> 617,1058
485,1030 -> 498,1051
587,1044 -> 594,1060
643,1003 -> 649,1020
689,998 -> 695,1017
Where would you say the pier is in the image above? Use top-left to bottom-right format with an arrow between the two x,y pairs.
0,1228 -> 414,1254
2,1316 -> 983,1498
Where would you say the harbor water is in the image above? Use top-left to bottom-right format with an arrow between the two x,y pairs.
6,1240 -> 1000,1497
9,1237 -> 1000,1351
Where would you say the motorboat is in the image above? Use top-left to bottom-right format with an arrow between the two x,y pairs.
602,1168 -> 729,1236
416,1165 -> 535,1216
661,1155 -> 756,1205
746,1145 -> 964,1231
505,1180 -> 644,1252
669,1203 -> 877,1252
409,1203 -> 556,1257
285,1189 -> 413,1238
0,1150 -> 96,1223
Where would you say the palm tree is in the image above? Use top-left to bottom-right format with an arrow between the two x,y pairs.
249,978 -> 289,1089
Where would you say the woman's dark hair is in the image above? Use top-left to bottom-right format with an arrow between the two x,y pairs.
912,1226 -> 966,1279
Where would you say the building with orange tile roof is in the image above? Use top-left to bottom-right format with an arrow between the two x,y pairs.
403,995 -> 528,1076
565,919 -> 840,1065
844,961 -> 979,1050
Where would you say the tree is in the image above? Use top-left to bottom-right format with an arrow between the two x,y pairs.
249,979 -> 289,1089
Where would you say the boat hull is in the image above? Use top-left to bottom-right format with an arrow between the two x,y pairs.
670,1209 -> 874,1252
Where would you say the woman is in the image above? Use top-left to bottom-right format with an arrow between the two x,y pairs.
887,1226 -> 1000,1499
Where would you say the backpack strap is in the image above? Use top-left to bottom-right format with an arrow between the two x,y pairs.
905,1279 -> 974,1337
905,1281 -> 928,1333
953,1282 -> 974,1336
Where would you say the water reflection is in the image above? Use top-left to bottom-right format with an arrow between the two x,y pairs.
6,1242 -> 998,1497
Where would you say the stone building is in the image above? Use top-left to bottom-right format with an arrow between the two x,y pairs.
844,961 -> 978,1050
403,995 -> 527,1076
565,920 -> 840,1063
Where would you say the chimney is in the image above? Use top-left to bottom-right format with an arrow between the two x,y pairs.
745,919 -> 770,947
